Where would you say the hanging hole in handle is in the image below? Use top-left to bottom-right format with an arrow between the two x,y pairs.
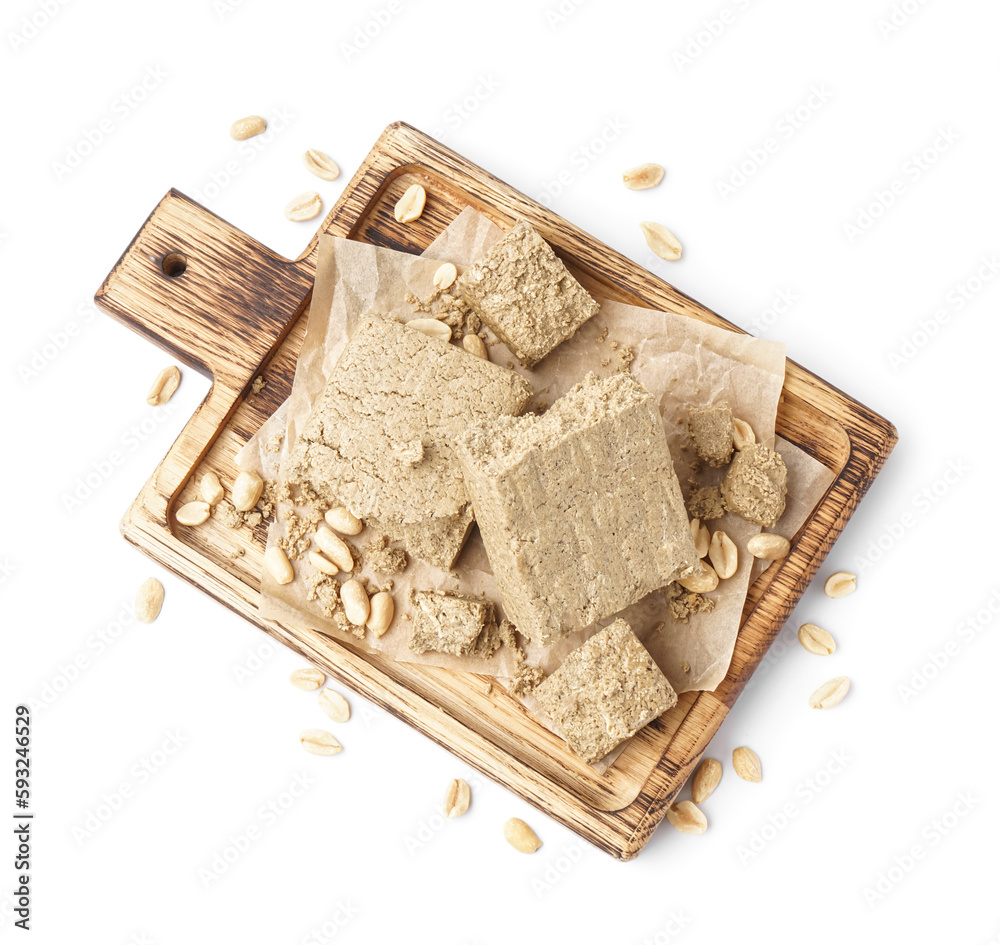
161,252 -> 188,277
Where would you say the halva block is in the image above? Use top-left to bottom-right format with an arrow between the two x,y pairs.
455,371 -> 698,645
533,619 -> 678,764
721,443 -> 788,526
289,313 -> 532,569
688,404 -> 734,468
408,590 -> 501,659
456,219 -> 600,368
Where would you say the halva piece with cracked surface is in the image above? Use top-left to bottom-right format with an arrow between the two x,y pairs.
534,619 -> 678,764
688,403 -> 734,468
289,314 -> 532,569
721,442 -> 788,526
408,590 -> 501,658
455,372 -> 698,646
456,219 -> 600,368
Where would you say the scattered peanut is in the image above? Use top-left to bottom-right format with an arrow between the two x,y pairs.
302,149 -> 340,181
290,668 -> 325,691
798,623 -> 836,655
504,818 -> 542,853
622,162 -> 665,190
406,318 -> 451,342
176,501 -> 210,526
678,560 -> 719,593
809,676 -> 851,710
747,533 -> 791,560
824,571 -> 857,598
666,800 -> 708,834
732,746 -> 762,783
690,518 -> 710,559
284,191 -> 322,222
200,471 -> 224,506
394,183 -> 426,223
366,591 -> 395,637
639,221 -> 683,261
230,115 -> 266,140
324,506 -> 363,536
314,527 -> 354,571
443,778 -> 471,818
462,333 -> 489,360
317,689 -> 351,723
691,757 -> 722,804
135,577 -> 164,624
340,579 -> 370,626
232,471 -> 263,512
433,262 -> 458,290
264,546 -> 294,585
300,729 -> 342,756
708,530 -> 738,579
307,551 -> 340,576
732,417 -> 756,450
146,365 -> 181,406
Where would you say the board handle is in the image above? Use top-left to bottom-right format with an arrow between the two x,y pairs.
96,188 -> 315,386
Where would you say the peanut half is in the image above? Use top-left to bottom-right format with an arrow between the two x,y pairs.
317,689 -> 351,723
666,800 -> 708,834
824,571 -> 857,598
709,530 -> 738,579
146,365 -> 181,406
798,623 -> 836,655
690,518 -> 710,559
733,746 -> 762,783
809,676 -> 851,709
284,191 -> 322,222
307,551 -> 339,576
232,471 -> 263,512
340,579 -> 370,627
302,149 -> 340,181
300,729 -> 342,756
176,501 -> 211,526
289,668 -> 325,691
747,533 -> 791,560
443,779 -> 471,818
504,818 -> 542,853
462,333 -> 489,360
264,546 -> 294,585
732,417 -> 756,450
314,528 -> 354,571
406,318 -> 451,343
324,506 -> 363,536
433,262 -> 458,290
230,115 -> 266,140
366,591 -> 395,637
691,757 -> 722,804
640,221 -> 683,261
678,560 -> 719,593
622,162 -> 665,190
394,184 -> 426,224
135,577 -> 164,624
200,471 -> 224,506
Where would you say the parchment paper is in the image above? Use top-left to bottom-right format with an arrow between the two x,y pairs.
239,207 -> 833,698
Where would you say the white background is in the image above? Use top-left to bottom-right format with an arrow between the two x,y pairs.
2,0 -> 998,942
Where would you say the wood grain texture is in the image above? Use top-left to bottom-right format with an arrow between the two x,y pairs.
95,121 -> 896,859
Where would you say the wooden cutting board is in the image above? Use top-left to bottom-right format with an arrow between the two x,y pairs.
95,121 -> 896,860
